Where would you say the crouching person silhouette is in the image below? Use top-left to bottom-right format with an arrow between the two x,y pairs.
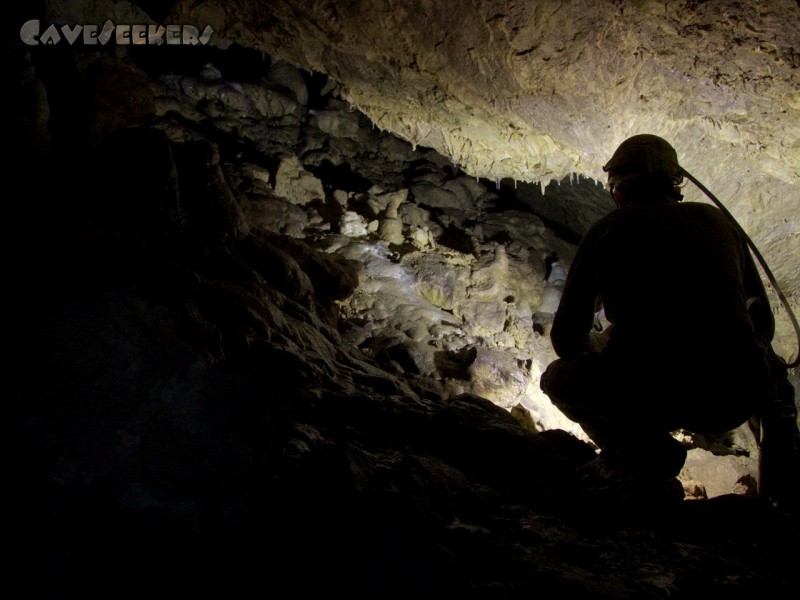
539,134 -> 787,506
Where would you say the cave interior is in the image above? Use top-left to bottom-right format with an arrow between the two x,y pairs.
8,1 -> 800,597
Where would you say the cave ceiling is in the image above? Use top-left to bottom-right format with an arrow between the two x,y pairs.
170,0 -> 800,342
44,0 -> 800,352
11,3 -> 800,591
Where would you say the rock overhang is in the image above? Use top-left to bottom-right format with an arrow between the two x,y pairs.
28,0 -> 800,360
166,0 -> 800,360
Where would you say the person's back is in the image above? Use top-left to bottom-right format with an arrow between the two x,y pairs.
553,198 -> 771,433
554,201 -> 762,359
540,134 -> 776,481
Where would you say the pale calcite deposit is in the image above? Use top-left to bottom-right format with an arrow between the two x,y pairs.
169,0 -> 800,356
330,194 -> 585,437
32,0 -> 795,496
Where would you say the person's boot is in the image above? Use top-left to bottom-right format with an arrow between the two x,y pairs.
607,433 -> 687,478
574,434 -> 687,519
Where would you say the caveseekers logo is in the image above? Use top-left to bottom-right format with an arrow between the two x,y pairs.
20,19 -> 214,46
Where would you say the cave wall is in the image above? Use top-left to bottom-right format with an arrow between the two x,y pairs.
14,0 -> 788,501
22,0 -> 800,358
8,3 -> 800,596
164,0 -> 800,357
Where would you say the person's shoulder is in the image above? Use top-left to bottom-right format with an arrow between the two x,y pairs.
677,200 -> 722,213
674,202 -> 743,238
676,200 -> 729,220
578,208 -> 632,248
588,207 -> 626,227
582,210 -> 619,237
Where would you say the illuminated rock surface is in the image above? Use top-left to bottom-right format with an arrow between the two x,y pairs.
8,1 -> 799,597
170,0 -> 800,352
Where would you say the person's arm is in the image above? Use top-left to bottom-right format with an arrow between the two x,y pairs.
549,228 -> 602,358
741,237 -> 775,342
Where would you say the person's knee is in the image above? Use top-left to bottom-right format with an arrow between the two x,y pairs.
539,359 -> 561,394
540,353 -> 606,400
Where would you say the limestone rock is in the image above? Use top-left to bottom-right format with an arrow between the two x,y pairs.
274,155 -> 325,205
168,0 -> 800,326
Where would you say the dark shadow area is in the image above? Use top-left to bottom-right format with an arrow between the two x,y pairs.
485,175 -> 616,245
307,159 -> 373,193
435,346 -> 478,380
437,223 -> 476,255
134,41 -> 272,82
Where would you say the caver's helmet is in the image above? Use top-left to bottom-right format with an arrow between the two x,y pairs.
603,134 -> 684,196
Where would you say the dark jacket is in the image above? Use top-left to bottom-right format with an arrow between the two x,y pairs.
550,200 -> 772,367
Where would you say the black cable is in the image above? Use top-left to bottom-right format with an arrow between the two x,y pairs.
681,167 -> 800,369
